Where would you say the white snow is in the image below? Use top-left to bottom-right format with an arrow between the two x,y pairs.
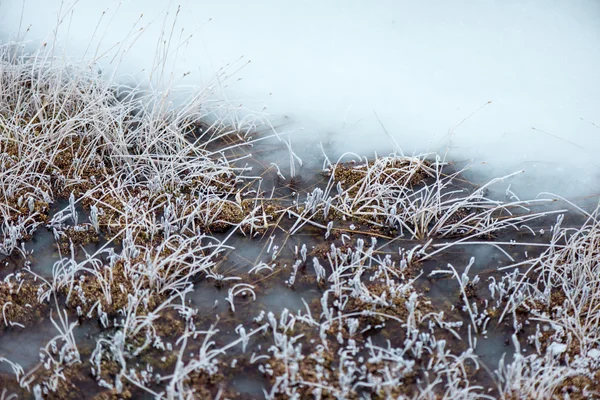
588,349 -> 600,359
1,0 -> 599,196
547,342 -> 568,357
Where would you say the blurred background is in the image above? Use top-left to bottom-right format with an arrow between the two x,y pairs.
1,0 -> 599,197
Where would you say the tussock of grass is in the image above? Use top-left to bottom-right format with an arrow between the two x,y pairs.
491,207 -> 600,399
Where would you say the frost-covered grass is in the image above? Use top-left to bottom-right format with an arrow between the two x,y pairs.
490,204 -> 600,399
1,39 -> 600,400
0,41 -> 276,397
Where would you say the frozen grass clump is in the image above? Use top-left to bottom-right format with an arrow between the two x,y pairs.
0,40 -> 273,396
287,152 -> 558,244
0,42 -> 270,253
488,204 -> 600,398
248,238 -> 491,399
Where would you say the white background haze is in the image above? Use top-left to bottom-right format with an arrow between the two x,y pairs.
1,0 -> 599,197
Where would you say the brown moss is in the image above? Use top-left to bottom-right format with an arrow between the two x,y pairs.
65,260 -> 165,317
342,282 -> 430,326
56,224 -> 99,252
237,199 -> 284,236
0,276 -> 48,329
264,344 -> 343,399
184,367 -> 228,398
207,201 -> 244,233
311,241 -> 354,260
91,390 -> 133,400
329,158 -> 430,196
33,363 -> 100,400
463,282 -> 478,299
